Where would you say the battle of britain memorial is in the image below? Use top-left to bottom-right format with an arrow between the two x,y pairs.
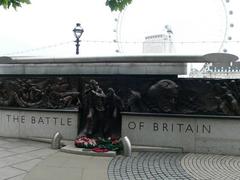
0,53 -> 239,155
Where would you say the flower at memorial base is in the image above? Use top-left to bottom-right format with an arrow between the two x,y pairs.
93,137 -> 122,153
74,136 -> 97,149
112,139 -> 120,145
91,147 -> 109,153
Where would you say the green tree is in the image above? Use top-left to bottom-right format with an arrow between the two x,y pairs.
0,0 -> 30,9
0,0 -> 131,11
106,0 -> 132,11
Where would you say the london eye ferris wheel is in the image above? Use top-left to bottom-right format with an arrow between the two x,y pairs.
113,0 -> 238,58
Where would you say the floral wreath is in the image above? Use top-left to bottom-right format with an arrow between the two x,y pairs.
75,136 -> 122,153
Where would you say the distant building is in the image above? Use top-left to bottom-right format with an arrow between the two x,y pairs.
190,56 -> 240,79
143,25 -> 175,54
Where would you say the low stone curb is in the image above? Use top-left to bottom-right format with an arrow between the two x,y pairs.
132,145 -> 183,153
60,144 -> 117,157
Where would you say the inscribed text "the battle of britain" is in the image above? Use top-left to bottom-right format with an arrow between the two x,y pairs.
6,114 -> 73,127
127,121 -> 211,134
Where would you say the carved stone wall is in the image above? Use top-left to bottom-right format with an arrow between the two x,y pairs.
0,76 -> 239,117
0,77 -> 80,109
1,75 -> 240,138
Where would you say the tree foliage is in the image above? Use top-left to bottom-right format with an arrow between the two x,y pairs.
0,0 -> 30,9
0,0 -> 131,11
106,0 -> 132,11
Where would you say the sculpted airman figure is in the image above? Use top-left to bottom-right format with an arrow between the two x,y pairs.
81,79 -> 106,137
105,88 -> 124,138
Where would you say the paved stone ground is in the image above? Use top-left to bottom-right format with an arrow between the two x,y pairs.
2,137 -> 240,180
108,152 -> 240,180
0,137 -> 56,180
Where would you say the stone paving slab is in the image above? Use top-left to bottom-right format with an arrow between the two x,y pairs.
12,158 -> 43,171
0,167 -> 25,180
0,150 -> 16,158
0,137 -> 57,180
8,174 -> 26,180
24,152 -> 112,180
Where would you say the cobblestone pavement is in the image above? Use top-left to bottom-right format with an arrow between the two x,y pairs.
108,152 -> 240,180
0,137 -> 56,180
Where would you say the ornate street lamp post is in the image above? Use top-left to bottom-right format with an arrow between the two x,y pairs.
73,23 -> 84,55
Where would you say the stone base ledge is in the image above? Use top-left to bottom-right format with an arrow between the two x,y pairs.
60,144 -> 116,157
132,145 -> 183,153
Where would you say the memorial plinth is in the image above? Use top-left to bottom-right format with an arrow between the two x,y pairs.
122,113 -> 240,155
0,53 -> 239,155
0,107 -> 78,140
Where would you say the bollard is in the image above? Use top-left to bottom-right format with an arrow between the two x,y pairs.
51,132 -> 63,149
120,136 -> 132,157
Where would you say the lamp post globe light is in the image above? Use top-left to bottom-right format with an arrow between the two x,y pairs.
73,23 -> 84,55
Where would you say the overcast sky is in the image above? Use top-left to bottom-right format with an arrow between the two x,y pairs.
0,0 -> 239,58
